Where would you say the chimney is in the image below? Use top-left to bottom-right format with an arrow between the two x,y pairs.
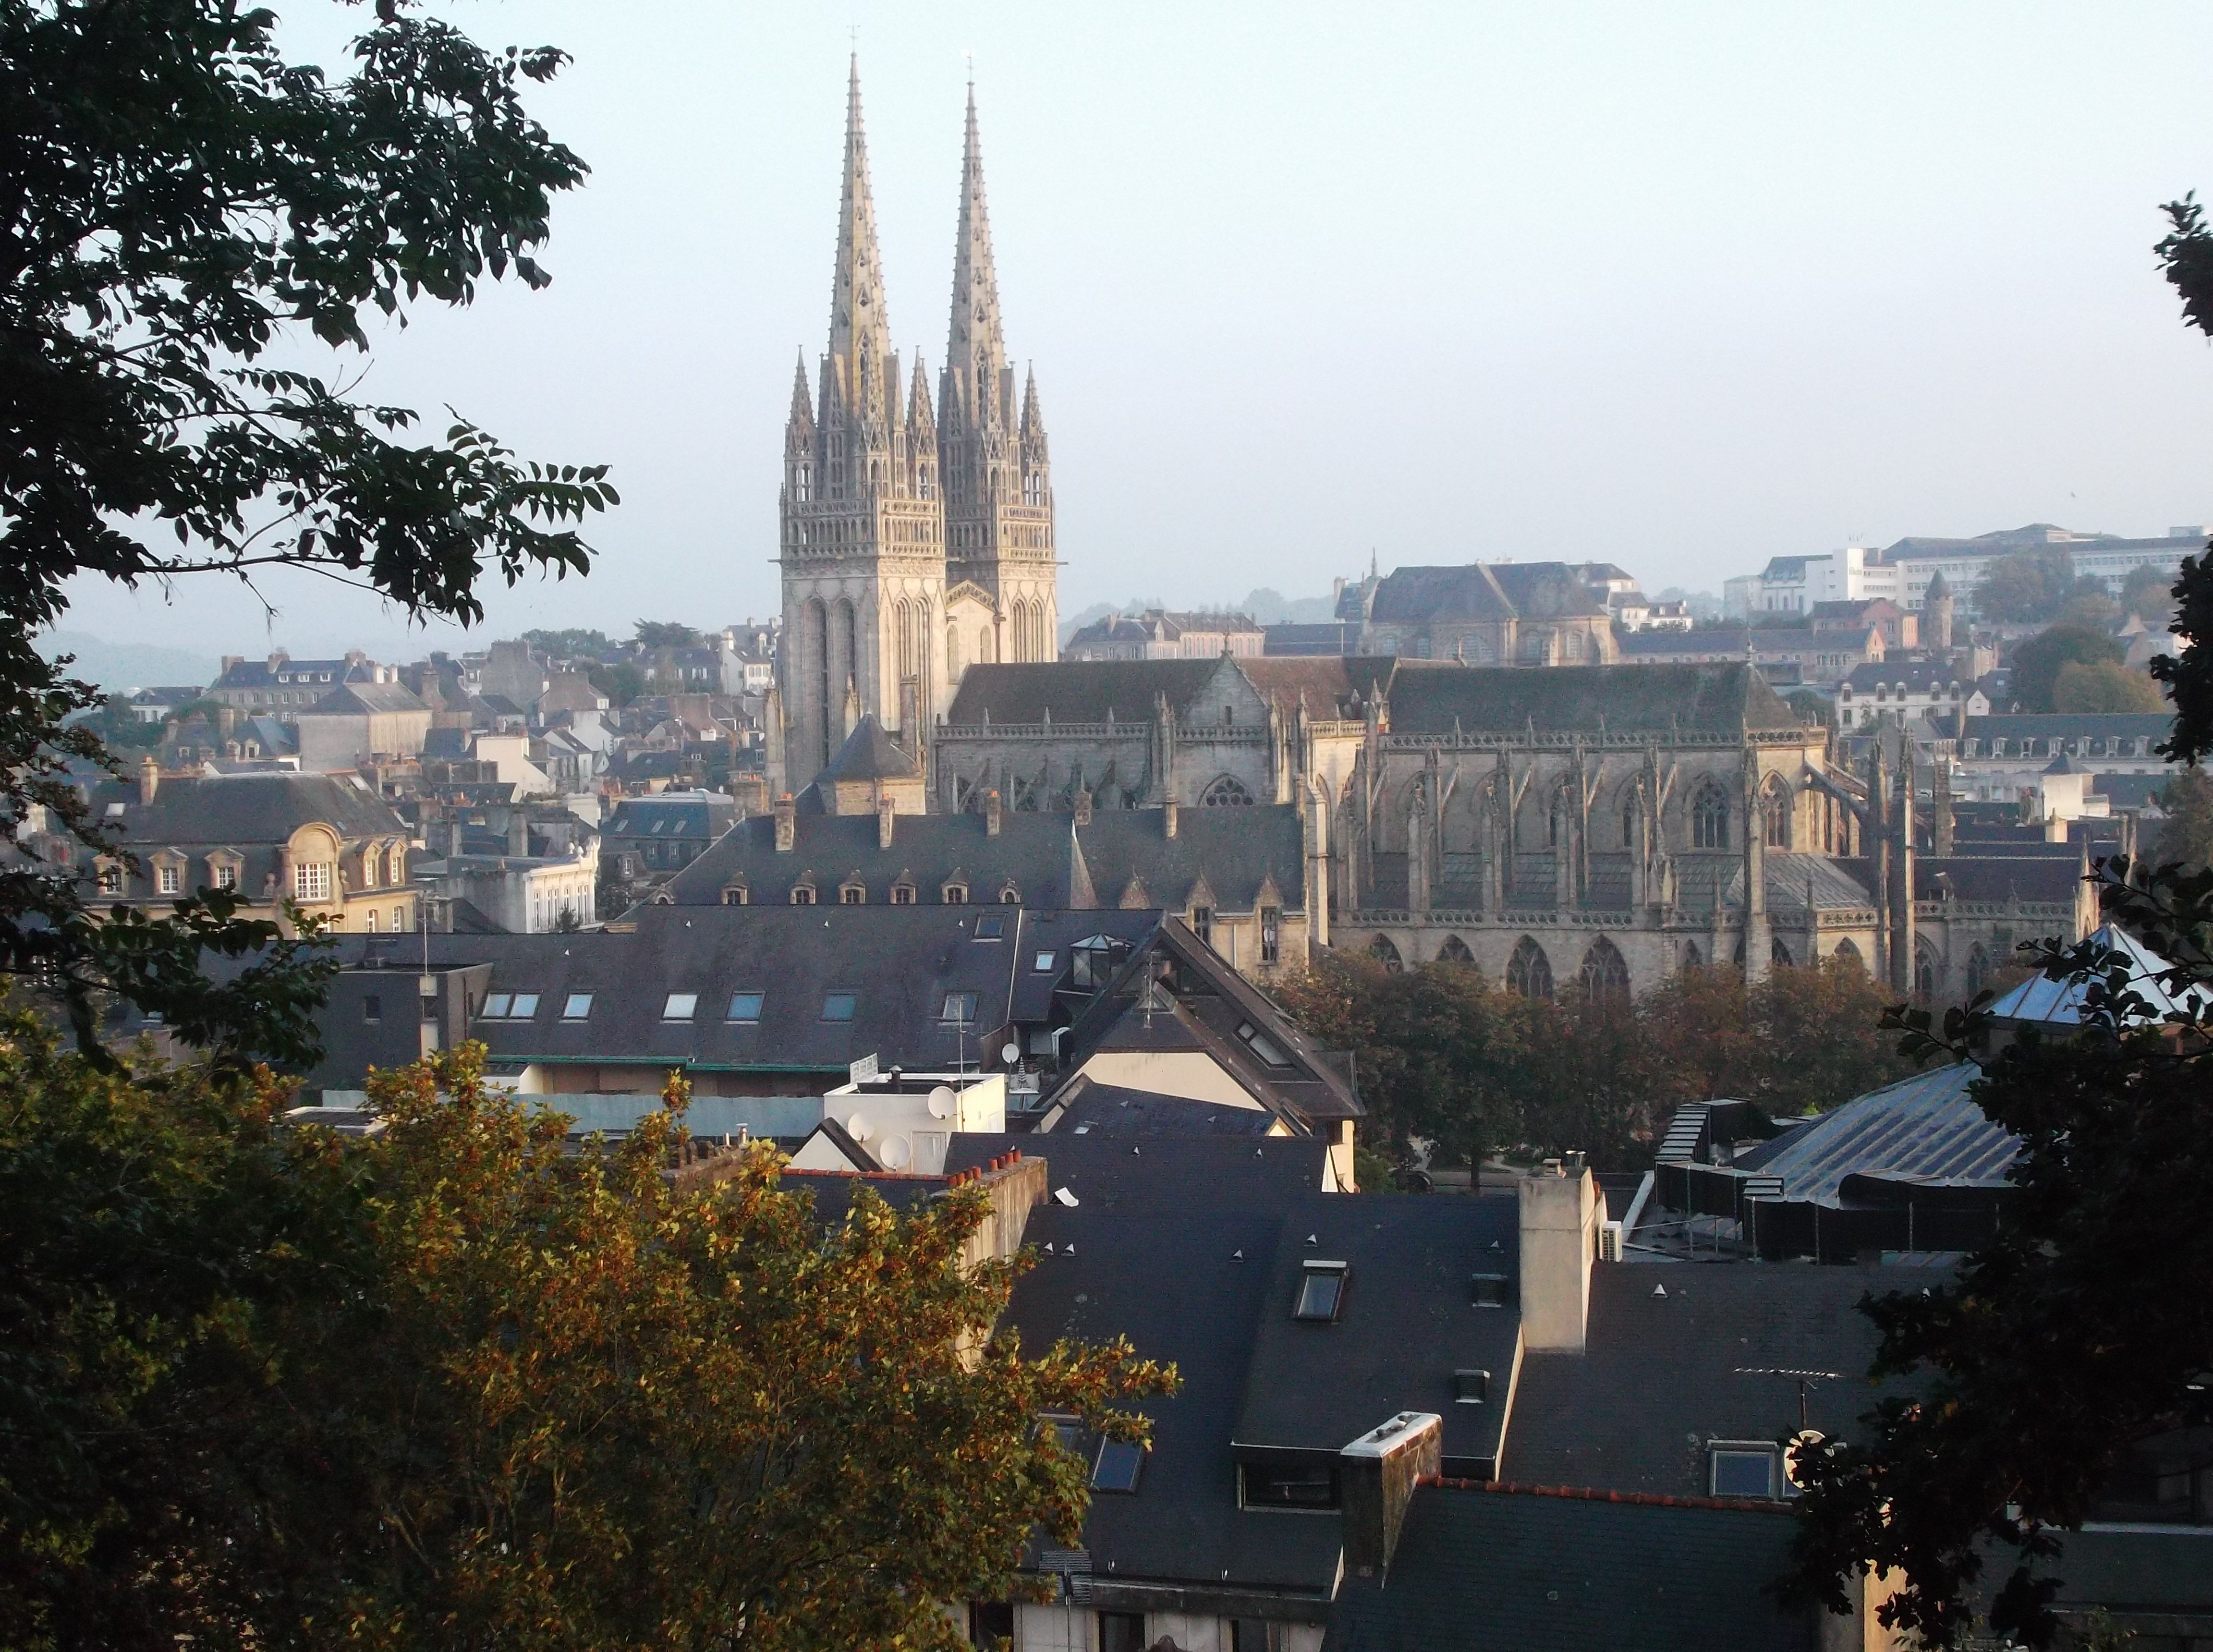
1073,787 -> 1093,826
1338,1412 -> 1442,1580
137,753 -> 158,806
1163,800 -> 1179,839
773,793 -> 796,853
1519,1156 -> 1604,1354
985,788 -> 1001,838
506,810 -> 529,858
877,792 -> 896,851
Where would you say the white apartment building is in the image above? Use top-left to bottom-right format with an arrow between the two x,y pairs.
1731,528 -> 2202,623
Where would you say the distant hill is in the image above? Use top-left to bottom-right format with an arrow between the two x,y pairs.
37,631 -> 218,697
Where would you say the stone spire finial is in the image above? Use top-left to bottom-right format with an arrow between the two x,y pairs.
827,56 -> 894,424
942,78 -> 1008,430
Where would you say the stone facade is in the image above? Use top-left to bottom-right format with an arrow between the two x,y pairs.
774,67 -> 1054,794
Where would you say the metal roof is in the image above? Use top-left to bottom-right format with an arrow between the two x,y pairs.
1730,1064 -> 2017,1205
1984,922 -> 2212,1027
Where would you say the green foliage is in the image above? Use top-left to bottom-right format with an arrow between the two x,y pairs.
590,660 -> 647,708
1975,549 -> 2080,624
2151,199 -> 2213,761
2120,561 -> 2177,622
2050,659 -> 2165,714
633,620 -> 702,649
1784,860 -> 2213,1649
1785,690 -> 1836,729
1278,952 -> 1919,1171
522,627 -> 612,660
0,0 -> 611,1054
2009,625 -> 2125,713
2150,766 -> 2213,872
72,693 -> 162,750
0,1034 -> 1170,1648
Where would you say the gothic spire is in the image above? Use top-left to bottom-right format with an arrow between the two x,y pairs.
787,351 -> 814,429
827,56 -> 894,423
1020,363 -> 1048,455
942,79 -> 1009,429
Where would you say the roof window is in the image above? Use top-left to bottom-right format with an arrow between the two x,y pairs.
1453,1368 -> 1491,1405
727,991 -> 764,1023
1091,1438 -> 1145,1494
1709,1442 -> 1782,1499
821,992 -> 857,1022
561,993 -> 592,1020
1471,1272 -> 1511,1308
1033,949 -> 1058,973
661,993 -> 698,1021
973,913 -> 1006,940
480,994 -> 511,1019
1294,1260 -> 1348,1322
940,991 -> 978,1024
1235,1020 -> 1293,1069
508,994 -> 540,1019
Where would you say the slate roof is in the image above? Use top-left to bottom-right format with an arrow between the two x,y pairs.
304,681 -> 429,717
1501,1264 -> 1913,1496
210,656 -> 367,691
1368,564 -> 1518,624
1907,853 -> 2083,905
946,659 -> 1226,725
1730,1063 -> 2018,1203
602,791 -> 735,844
1615,626 -> 1753,659
660,804 -> 1308,913
1046,1077 -> 1285,1137
1732,852 -> 1877,914
1384,661 -> 1801,736
1324,1484 -> 1809,1652
1962,713 -> 2173,744
1842,661 -> 1973,693
305,906 -> 1162,1090
816,714 -> 918,782
1240,656 -> 1394,717
1488,562 -> 1612,620
1235,1195 -> 1521,1477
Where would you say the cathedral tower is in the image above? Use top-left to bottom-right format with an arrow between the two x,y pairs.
779,60 -> 947,791
937,84 -> 1058,668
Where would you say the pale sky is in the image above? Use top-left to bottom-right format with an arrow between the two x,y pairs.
56,0 -> 2213,660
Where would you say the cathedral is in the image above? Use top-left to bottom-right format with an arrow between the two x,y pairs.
771,63 -> 1058,793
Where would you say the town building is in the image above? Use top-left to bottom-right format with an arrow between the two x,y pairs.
1835,661 -> 1989,729
293,680 -> 434,770
1061,609 -> 1265,662
203,650 -> 377,713
775,67 -> 1056,791
1331,561 -> 1620,664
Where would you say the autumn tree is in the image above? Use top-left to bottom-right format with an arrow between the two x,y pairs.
0,1033 -> 1167,1648
1974,548 -> 2081,624
2050,658 -> 2165,714
2150,766 -> 2213,871
2008,625 -> 2125,713
1,0 -> 612,1053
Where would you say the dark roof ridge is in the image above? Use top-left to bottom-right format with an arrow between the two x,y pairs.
1422,1476 -> 1792,1513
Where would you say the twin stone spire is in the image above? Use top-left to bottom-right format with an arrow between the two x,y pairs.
777,61 -> 1058,793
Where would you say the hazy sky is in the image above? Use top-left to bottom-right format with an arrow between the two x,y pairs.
57,1 -> 2213,660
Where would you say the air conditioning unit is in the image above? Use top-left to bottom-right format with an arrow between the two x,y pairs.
1598,1220 -> 1624,1263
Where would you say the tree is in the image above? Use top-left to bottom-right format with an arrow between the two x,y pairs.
1,0 -> 613,1055
1785,862 -> 2213,1648
2008,625 -> 2125,713
2050,659 -> 2165,714
634,620 -> 702,649
2151,195 -> 2213,761
0,1032 -> 1169,1647
2149,766 -> 2213,871
2120,561 -> 2177,623
522,627 -> 613,660
1786,690 -> 1836,729
1975,548 -> 2079,624
591,660 -> 647,708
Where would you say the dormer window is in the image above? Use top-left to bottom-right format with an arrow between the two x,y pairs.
997,882 -> 1021,904
155,860 -> 182,895
839,879 -> 865,905
96,861 -> 125,896
721,883 -> 749,906
1709,1441 -> 1783,1499
1294,1261 -> 1348,1322
790,879 -> 817,906
942,881 -> 969,904
1236,1020 -> 1292,1069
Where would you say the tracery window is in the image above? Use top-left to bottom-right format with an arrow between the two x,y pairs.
1506,936 -> 1554,1001
1691,781 -> 1729,850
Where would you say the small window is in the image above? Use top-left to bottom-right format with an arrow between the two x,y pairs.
974,913 -> 1006,940
998,886 -> 1020,905
720,885 -> 749,906
1033,950 -> 1058,972
1241,1461 -> 1339,1509
1235,1020 -> 1292,1069
821,992 -> 857,1022
891,884 -> 916,905
561,993 -> 593,1020
1099,1613 -> 1148,1652
294,862 -> 331,902
508,993 -> 540,1019
1710,1444 -> 1781,1499
839,883 -> 865,905
481,993 -> 512,1019
1192,906 -> 1213,945
940,991 -> 979,1024
156,862 -> 181,895
1454,1368 -> 1491,1405
211,862 -> 238,891
1471,1273 -> 1511,1308
791,885 -> 816,906
942,883 -> 969,904
662,993 -> 698,1021
1040,1413 -> 1084,1456
363,994 -> 383,1025
727,991 -> 764,1023
1092,1438 -> 1145,1494
1260,906 -> 1281,966
1294,1261 -> 1348,1322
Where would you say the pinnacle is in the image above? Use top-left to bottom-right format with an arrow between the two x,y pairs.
942,78 -> 1007,430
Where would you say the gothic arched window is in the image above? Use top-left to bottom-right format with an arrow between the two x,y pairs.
1436,935 -> 1474,967
1915,943 -> 1941,1002
1831,937 -> 1862,972
1201,774 -> 1255,807
1578,938 -> 1630,1002
1691,780 -> 1729,850
1506,936 -> 1554,1001
1762,780 -> 1791,849
1621,794 -> 1640,850
1682,939 -> 1704,970
1368,934 -> 1404,974
1965,943 -> 1993,1000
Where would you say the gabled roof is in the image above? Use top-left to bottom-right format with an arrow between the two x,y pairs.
1384,661 -> 1800,736
1045,1077 -> 1282,1137
1239,656 -> 1394,717
304,681 -> 429,717
1325,1484 -> 1810,1652
946,659 -> 1227,725
1984,921 -> 2212,1026
1367,563 -> 1517,624
87,770 -> 405,848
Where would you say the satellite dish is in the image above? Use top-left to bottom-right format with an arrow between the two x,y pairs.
1000,1042 -> 1021,1066
844,1113 -> 873,1143
880,1135 -> 912,1170
927,1085 -> 956,1119
1785,1429 -> 1825,1489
